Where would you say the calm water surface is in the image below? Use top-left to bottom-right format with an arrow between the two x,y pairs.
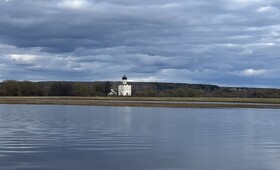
0,104 -> 280,170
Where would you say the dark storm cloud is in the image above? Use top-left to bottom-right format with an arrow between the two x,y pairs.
0,0 -> 280,86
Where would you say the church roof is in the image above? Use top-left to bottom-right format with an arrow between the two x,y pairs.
122,75 -> 127,80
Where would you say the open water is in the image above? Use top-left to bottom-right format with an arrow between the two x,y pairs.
0,104 -> 280,170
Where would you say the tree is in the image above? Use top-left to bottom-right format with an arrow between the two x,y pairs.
50,82 -> 73,96
2,80 -> 21,96
104,81 -> 112,95
72,83 -> 90,96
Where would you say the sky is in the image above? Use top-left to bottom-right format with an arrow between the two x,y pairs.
0,0 -> 280,87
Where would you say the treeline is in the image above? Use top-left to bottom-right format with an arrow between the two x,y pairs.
0,80 -> 280,98
128,82 -> 280,98
0,80 -> 112,96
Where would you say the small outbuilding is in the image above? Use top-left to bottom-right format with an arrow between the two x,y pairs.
107,89 -> 117,96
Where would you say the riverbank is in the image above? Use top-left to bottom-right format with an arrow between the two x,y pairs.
1,97 -> 280,109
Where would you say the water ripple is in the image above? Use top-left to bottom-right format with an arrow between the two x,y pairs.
1,105 -> 280,170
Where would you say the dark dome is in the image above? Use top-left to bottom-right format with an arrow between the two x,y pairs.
122,75 -> 127,80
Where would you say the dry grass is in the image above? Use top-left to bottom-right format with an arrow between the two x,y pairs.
0,96 -> 280,109
1,96 -> 280,103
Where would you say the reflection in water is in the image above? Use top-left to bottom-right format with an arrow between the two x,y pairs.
0,105 -> 280,170
117,107 -> 132,128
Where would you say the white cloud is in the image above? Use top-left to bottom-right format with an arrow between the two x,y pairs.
59,0 -> 91,9
132,76 -> 163,82
221,0 -> 279,9
9,54 -> 37,63
0,64 -> 5,68
157,3 -> 182,9
221,0 -> 261,9
241,48 -> 253,54
257,6 -> 276,12
229,0 -> 274,6
240,68 -> 267,76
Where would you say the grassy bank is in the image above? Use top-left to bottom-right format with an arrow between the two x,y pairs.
0,96 -> 280,109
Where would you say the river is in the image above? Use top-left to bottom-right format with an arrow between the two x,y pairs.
0,104 -> 280,170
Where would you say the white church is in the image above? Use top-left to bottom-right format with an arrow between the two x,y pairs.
118,75 -> 131,96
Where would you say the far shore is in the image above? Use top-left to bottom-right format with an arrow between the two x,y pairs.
1,96 -> 280,109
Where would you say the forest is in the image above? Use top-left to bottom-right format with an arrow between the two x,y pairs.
0,80 -> 280,98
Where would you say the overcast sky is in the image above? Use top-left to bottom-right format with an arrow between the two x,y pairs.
0,0 -> 280,87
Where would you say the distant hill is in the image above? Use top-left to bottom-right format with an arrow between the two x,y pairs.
0,80 -> 279,98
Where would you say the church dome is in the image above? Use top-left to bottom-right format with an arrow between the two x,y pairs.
122,75 -> 127,80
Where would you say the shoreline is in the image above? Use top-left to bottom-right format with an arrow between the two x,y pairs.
1,97 -> 280,109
